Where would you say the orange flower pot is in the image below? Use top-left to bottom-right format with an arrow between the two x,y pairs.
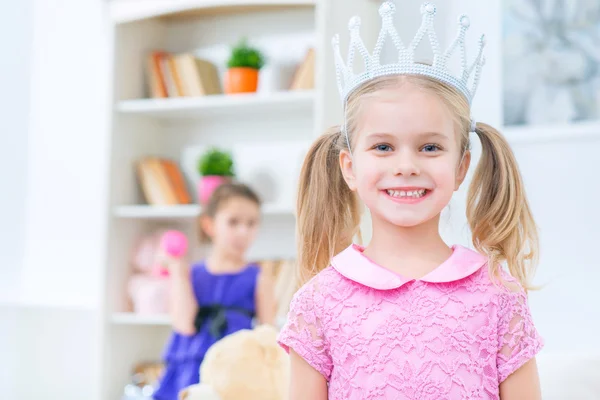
225,67 -> 259,94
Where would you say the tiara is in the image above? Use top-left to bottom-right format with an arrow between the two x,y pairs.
332,1 -> 486,105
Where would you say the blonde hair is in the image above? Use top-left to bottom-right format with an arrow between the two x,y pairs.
296,75 -> 538,290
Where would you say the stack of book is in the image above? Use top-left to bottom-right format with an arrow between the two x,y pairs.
146,51 -> 222,98
136,157 -> 192,205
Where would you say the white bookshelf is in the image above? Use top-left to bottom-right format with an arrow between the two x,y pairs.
113,203 -> 294,218
116,90 -> 315,119
101,1 -> 380,399
111,312 -> 171,326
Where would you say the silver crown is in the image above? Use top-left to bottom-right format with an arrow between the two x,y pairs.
332,1 -> 486,105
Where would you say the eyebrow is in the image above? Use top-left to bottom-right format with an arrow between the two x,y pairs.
365,131 -> 450,140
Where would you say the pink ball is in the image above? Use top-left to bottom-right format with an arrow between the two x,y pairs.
160,230 -> 188,258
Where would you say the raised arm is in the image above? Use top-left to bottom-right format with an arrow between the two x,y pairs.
167,258 -> 198,335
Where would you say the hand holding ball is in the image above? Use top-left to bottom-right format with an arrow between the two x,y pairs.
160,230 -> 188,258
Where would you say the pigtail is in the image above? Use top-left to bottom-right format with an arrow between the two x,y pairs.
467,122 -> 539,291
295,126 -> 362,287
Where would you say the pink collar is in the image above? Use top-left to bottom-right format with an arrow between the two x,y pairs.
331,244 -> 487,290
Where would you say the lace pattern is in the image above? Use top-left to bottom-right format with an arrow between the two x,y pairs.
278,266 -> 543,400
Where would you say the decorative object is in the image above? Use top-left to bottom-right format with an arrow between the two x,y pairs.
224,38 -> 266,94
502,0 -> 600,126
179,325 -> 289,400
182,141 -> 310,210
127,230 -> 172,314
197,147 -> 235,204
332,1 -> 486,105
160,230 -> 188,259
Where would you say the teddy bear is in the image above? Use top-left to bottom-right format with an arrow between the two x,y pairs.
178,324 -> 290,400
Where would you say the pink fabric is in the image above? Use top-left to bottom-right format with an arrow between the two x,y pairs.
278,244 -> 543,399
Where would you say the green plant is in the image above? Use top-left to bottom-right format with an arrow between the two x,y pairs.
197,148 -> 235,177
227,38 -> 265,70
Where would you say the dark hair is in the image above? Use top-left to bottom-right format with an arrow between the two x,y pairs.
197,182 -> 262,243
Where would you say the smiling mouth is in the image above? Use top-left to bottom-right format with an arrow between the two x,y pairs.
385,189 -> 429,199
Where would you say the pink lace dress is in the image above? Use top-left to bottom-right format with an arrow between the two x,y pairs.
278,244 -> 543,399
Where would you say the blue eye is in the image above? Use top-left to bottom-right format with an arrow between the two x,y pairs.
374,144 -> 392,152
422,144 -> 441,152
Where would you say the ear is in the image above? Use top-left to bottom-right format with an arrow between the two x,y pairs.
199,214 -> 215,239
339,149 -> 357,191
455,150 -> 471,190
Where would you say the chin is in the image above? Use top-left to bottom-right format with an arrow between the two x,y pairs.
385,215 -> 430,228
372,207 -> 440,228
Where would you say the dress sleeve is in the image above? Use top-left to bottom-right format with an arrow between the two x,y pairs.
496,278 -> 544,383
277,276 -> 333,380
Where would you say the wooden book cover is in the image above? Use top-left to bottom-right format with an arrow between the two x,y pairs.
175,53 -> 222,96
146,158 -> 179,205
160,159 -> 192,204
160,54 -> 179,97
146,51 -> 168,98
194,58 -> 222,95
174,53 -> 203,96
167,55 -> 185,97
290,48 -> 315,90
136,159 -> 167,205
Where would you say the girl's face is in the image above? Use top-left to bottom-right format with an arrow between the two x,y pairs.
204,196 -> 260,258
340,83 -> 470,228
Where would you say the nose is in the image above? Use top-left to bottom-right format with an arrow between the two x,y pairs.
393,150 -> 420,176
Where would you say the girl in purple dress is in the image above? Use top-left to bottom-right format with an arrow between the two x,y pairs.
154,183 -> 276,400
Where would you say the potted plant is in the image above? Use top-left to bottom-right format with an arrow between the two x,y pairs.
224,38 -> 266,94
197,147 -> 235,204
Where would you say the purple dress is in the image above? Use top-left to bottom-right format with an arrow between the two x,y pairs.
154,261 -> 259,400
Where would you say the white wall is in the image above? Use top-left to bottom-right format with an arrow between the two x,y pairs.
20,0 -> 111,310
0,1 -> 33,396
0,0 -> 109,398
0,0 -> 32,304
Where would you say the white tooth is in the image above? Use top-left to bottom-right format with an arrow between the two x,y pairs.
400,191 -> 406,196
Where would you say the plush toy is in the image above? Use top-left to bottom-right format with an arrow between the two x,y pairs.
127,230 -> 188,314
179,324 -> 289,400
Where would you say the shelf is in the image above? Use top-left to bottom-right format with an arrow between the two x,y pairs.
109,0 -> 317,23
116,90 -> 315,119
114,204 -> 294,219
502,121 -> 600,145
114,205 -> 201,219
111,312 -> 171,326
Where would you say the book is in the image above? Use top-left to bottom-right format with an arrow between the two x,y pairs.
290,48 -> 315,91
146,51 -> 168,98
146,50 -> 222,98
174,53 -> 222,96
136,157 -> 191,205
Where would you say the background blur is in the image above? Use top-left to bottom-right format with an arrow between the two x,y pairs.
1,0 -> 598,399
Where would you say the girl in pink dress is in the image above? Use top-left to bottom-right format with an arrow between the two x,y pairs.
278,2 -> 543,399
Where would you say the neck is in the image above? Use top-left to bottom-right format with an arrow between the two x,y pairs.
364,213 -> 451,278
206,247 -> 247,272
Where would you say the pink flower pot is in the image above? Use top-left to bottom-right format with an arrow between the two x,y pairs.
198,175 -> 228,204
